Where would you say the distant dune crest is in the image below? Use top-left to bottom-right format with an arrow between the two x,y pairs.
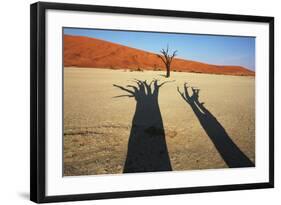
64,35 -> 255,76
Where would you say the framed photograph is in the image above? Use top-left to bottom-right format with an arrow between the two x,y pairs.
30,2 -> 274,203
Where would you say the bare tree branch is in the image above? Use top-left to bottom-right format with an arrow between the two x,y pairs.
157,54 -> 166,65
156,45 -> 177,78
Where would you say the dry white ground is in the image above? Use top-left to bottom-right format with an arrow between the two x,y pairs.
64,67 -> 255,176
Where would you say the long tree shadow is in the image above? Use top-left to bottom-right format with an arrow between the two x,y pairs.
177,83 -> 254,168
113,79 -> 172,173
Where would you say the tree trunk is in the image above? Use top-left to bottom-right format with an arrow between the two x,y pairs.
166,66 -> 170,78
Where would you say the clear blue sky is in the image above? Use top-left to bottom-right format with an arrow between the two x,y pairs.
64,28 -> 255,71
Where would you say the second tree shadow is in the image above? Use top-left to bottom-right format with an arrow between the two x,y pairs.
178,83 -> 254,168
113,79 -> 172,173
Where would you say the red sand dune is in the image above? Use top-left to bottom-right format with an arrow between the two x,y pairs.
64,35 -> 255,76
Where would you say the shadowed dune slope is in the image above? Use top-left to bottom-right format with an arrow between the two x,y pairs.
64,35 -> 255,76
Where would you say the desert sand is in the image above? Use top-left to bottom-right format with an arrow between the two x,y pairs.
64,35 -> 255,76
64,67 -> 255,176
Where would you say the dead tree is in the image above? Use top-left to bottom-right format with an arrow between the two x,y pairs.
157,45 -> 177,78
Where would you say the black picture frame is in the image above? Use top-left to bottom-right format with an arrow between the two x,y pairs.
30,1 -> 274,203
